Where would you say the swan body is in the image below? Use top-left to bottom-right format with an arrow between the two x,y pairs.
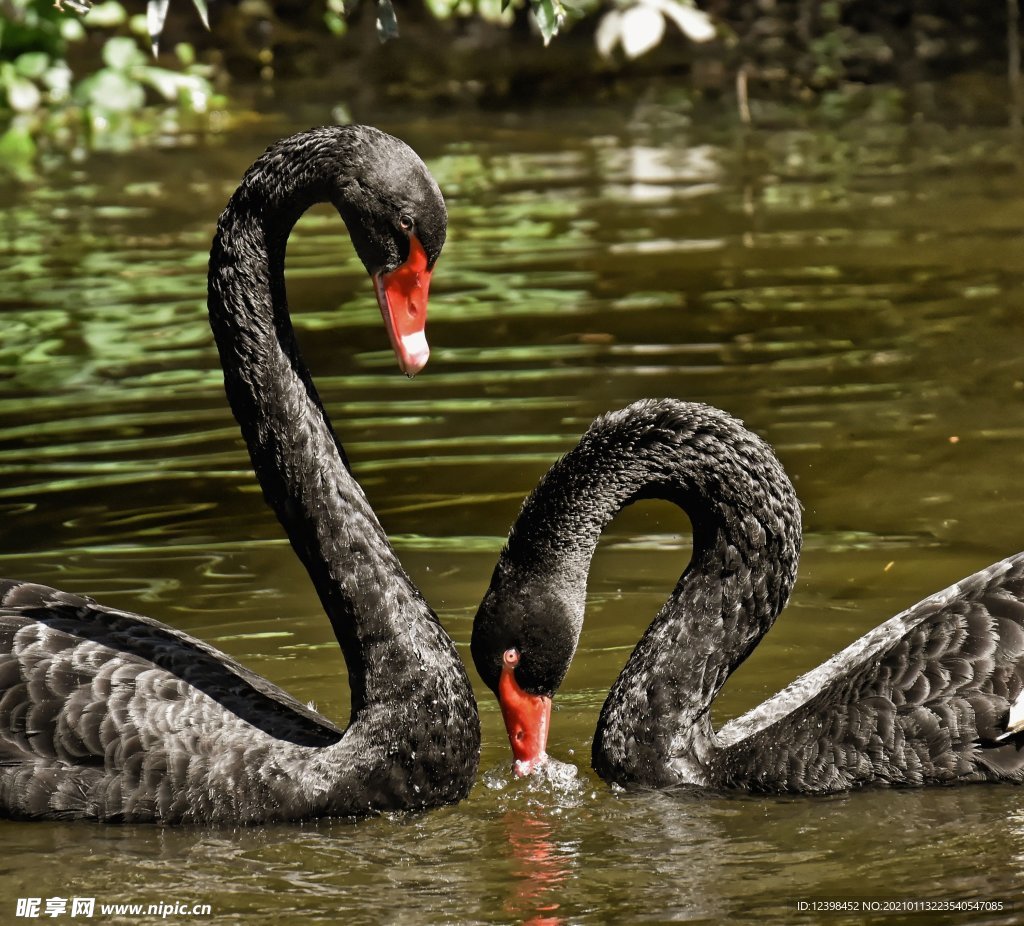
472,399 -> 1024,793
0,125 -> 480,823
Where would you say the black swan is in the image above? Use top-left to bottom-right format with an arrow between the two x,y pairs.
472,399 -> 1024,792
0,125 -> 480,823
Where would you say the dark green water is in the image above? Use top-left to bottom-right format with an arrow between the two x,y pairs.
1,82 -> 1023,924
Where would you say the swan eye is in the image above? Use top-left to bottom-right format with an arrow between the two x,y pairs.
515,731 -> 525,742
399,214 -> 414,231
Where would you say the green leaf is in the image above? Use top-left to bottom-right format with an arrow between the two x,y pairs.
191,0 -> 210,30
531,0 -> 564,46
147,0 -> 170,54
14,53 -> 50,80
84,1 -> 128,28
134,64 -> 212,111
175,42 -> 196,67
6,76 -> 42,113
42,62 -> 73,98
77,68 -> 146,112
324,10 -> 347,36
0,123 -> 38,175
135,65 -> 182,101
376,0 -> 399,42
60,17 -> 87,42
103,36 -> 146,71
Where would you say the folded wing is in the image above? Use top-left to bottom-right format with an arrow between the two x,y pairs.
715,554 -> 1024,792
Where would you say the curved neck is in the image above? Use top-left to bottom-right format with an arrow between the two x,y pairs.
500,401 -> 801,780
206,134 -> 426,715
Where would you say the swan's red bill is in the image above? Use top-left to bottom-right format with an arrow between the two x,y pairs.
373,235 -> 433,377
498,649 -> 551,776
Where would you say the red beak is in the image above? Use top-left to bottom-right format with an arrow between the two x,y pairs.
373,235 -> 433,377
498,649 -> 551,776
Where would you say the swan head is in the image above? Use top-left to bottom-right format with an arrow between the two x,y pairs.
472,573 -> 582,777
329,126 -> 447,377
498,648 -> 551,776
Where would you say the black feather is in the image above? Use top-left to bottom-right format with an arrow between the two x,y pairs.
474,399 -> 1024,793
0,126 -> 479,824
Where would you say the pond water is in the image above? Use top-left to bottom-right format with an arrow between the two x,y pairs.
1,78 -> 1023,924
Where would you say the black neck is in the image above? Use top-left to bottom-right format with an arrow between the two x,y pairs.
206,131 -> 427,715
495,400 -> 801,778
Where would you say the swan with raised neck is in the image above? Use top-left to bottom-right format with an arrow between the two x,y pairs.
0,125 -> 480,823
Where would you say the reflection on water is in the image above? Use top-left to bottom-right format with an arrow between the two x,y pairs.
1,80 -> 1023,924
502,811 -> 570,926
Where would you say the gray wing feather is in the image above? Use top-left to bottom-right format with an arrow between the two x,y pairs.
0,580 -> 342,821
715,554 -> 1024,791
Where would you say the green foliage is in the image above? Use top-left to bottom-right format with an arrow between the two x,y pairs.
532,0 -> 567,45
0,0 -> 220,172
358,0 -> 587,45
0,0 -> 76,58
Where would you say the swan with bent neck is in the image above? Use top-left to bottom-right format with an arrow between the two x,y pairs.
0,125 -> 480,823
472,399 -> 1024,792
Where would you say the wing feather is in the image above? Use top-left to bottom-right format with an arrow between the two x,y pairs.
0,579 -> 344,819
715,554 -> 1024,791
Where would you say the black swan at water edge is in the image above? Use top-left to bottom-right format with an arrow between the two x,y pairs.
472,399 -> 1024,792
0,125 -> 480,823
